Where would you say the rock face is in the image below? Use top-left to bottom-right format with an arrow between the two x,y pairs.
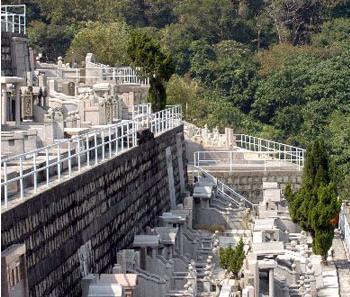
1,125 -> 188,297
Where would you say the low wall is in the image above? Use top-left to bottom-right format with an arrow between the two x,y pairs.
212,171 -> 302,204
1,125 -> 187,297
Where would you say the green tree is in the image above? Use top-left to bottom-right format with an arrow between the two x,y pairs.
28,21 -> 75,61
160,23 -> 195,75
264,0 -> 324,45
66,21 -> 130,66
127,31 -> 174,111
326,111 -> 350,180
286,140 -> 341,262
219,238 -> 245,279
312,18 -> 350,48
173,0 -> 254,44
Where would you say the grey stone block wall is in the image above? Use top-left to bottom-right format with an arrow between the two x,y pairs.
1,125 -> 187,297
213,171 -> 302,204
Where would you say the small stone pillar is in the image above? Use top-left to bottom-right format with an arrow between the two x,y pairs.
75,112 -> 81,128
168,245 -> 173,259
269,268 -> 274,297
38,74 -> 47,88
57,56 -> 63,68
65,112 -> 73,128
178,224 -> 184,255
151,247 -> 157,259
225,128 -> 235,147
1,84 -> 8,125
15,84 -> 21,126
54,110 -> 64,139
165,259 -> 174,284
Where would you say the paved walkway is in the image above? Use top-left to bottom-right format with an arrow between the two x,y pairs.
333,233 -> 350,297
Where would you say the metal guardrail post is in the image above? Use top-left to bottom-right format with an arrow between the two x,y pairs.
126,123 -> 129,149
5,12 -> 8,31
4,162 -> 8,207
102,130 -> 105,161
108,127 -> 112,158
86,135 -> 90,166
121,124 -> 124,151
115,126 -> 118,155
46,148 -> 49,186
19,157 -> 24,200
33,153 -> 37,193
77,140 -> 81,172
94,133 -> 98,165
57,143 -> 61,181
68,141 -> 72,176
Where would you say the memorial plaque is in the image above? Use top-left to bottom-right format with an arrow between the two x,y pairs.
68,82 -> 75,96
21,87 -> 33,120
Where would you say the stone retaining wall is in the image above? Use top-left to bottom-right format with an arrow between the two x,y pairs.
1,125 -> 187,297
213,171 -> 302,204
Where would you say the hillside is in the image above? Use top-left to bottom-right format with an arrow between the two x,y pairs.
13,0 -> 350,196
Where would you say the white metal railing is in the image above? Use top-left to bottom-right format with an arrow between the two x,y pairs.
193,166 -> 256,210
133,105 -> 182,133
1,5 -> 26,34
132,103 -> 152,126
40,66 -> 150,86
234,134 -> 305,166
1,105 -> 182,208
193,150 -> 304,172
339,203 -> 350,255
115,67 -> 149,86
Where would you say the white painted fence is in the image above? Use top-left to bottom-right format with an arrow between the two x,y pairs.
45,66 -> 150,86
115,67 -> 150,86
1,5 -> 26,34
339,202 -> 350,256
1,105 -> 182,208
193,149 -> 304,172
234,134 -> 305,165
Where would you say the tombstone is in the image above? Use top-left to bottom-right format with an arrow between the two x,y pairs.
68,81 -> 75,96
44,108 -> 64,141
105,98 -> 113,124
62,81 -> 75,96
1,244 -> 29,297
117,250 -> 138,273
78,240 -> 93,277
20,86 -> 34,120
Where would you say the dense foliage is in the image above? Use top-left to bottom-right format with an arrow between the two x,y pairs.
285,140 -> 341,260
127,31 -> 174,111
16,0 -> 350,196
219,238 -> 245,278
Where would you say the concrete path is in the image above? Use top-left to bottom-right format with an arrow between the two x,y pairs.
317,268 -> 339,297
333,233 -> 350,297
